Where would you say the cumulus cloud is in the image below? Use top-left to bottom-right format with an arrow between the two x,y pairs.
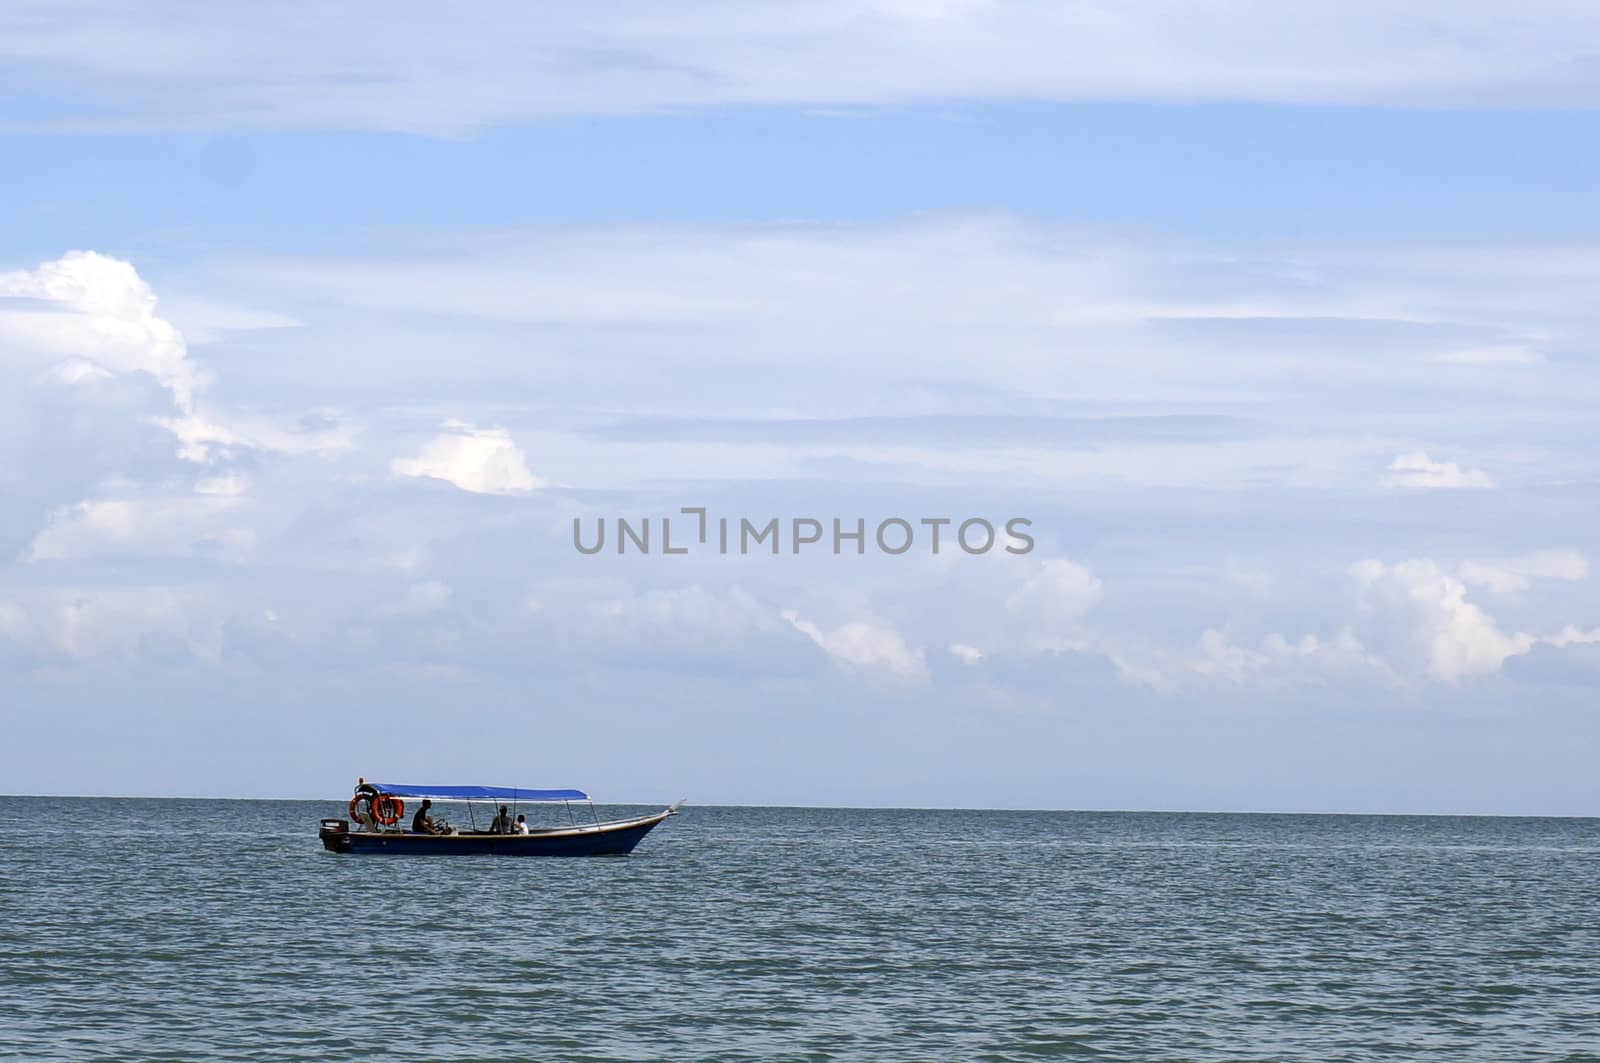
1004,559 -> 1104,653
1351,559 -> 1535,683
0,252 -> 375,681
948,643 -> 984,665
10,3 -> 1600,133
0,585 -> 225,664
1188,627 -> 1396,689
1382,450 -> 1494,490
4,233 -> 1599,719
391,421 -> 544,495
1548,625 -> 1600,648
0,251 -> 196,407
551,585 -> 825,678
22,496 -> 254,564
1128,551 -> 1600,689
0,252 -> 213,556
782,609 -> 927,684
0,251 -> 346,486
588,585 -> 782,647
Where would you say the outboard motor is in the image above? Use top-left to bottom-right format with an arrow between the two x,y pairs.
318,818 -> 352,853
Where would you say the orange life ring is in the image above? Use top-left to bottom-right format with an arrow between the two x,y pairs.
372,795 -> 404,825
347,795 -> 367,820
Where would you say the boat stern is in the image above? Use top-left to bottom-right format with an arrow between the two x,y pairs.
318,817 -> 352,853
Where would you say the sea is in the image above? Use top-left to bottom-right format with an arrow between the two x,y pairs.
3,798 -> 1599,1061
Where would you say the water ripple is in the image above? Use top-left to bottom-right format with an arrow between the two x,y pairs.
4,801 -> 1600,1060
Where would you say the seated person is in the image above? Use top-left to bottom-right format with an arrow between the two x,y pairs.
514,814 -> 530,835
411,798 -> 440,834
489,805 -> 512,834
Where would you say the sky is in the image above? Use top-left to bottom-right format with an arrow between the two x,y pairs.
3,2 -> 1599,812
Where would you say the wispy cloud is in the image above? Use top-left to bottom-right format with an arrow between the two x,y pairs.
200,218 -> 1600,495
8,2 -> 1600,133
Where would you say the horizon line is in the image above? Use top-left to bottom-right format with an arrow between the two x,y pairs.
4,793 -> 1597,820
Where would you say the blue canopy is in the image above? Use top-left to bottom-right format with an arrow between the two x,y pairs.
371,783 -> 589,802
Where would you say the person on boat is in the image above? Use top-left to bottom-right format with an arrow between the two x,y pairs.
514,814 -> 530,835
489,805 -> 512,834
411,798 -> 438,834
351,778 -> 380,831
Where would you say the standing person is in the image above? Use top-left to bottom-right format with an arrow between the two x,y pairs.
489,805 -> 512,834
352,777 -> 380,831
411,798 -> 436,834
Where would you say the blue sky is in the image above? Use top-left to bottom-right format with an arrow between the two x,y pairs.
10,105 -> 1600,261
3,2 -> 1600,811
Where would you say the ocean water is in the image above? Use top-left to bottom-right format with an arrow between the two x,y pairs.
3,799 -> 1599,1061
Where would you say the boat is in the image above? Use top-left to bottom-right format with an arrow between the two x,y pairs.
319,782 -> 681,856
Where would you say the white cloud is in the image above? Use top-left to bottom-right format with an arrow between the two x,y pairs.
1351,558 -> 1534,683
545,584 -> 829,678
948,642 -> 984,665
0,585 -> 224,663
156,296 -> 302,345
1382,450 -> 1495,490
0,251 -> 195,406
1189,628 -> 1270,684
1004,559 -> 1103,653
162,409 -> 353,464
1430,345 -> 1544,366
1459,549 -> 1588,594
1224,559 -> 1273,592
1348,555 -> 1600,684
23,496 -> 255,563
379,580 -> 452,617
1548,625 -> 1600,647
195,474 -> 250,497
1188,627 -> 1396,688
782,609 -> 927,684
391,421 -> 544,495
48,358 -> 115,385
588,585 -> 781,646
10,3 -> 1600,133
0,252 -> 348,481
4,233 -> 1599,721
207,219 -> 1600,495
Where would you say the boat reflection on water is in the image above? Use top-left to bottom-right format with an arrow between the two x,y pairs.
319,782 -> 681,856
